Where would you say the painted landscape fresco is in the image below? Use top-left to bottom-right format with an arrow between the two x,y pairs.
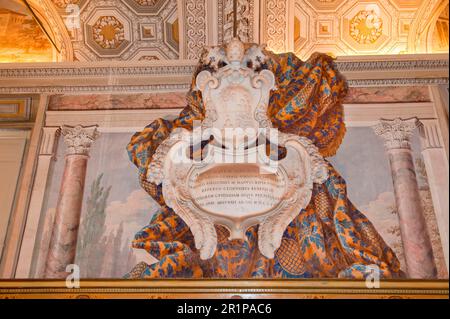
330,127 -> 447,278
33,133 -> 159,278
32,128 -> 447,279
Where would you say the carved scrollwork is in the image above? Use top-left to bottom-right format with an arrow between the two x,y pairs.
258,132 -> 329,258
278,133 -> 329,184
146,39 -> 329,260
146,128 -> 191,184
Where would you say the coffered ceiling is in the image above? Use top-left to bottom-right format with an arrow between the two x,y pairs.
51,0 -> 180,61
287,0 -> 449,58
0,0 -> 448,63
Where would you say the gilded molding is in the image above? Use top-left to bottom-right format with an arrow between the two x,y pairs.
0,280 -> 448,299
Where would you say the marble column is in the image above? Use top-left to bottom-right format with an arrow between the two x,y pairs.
44,125 -> 99,279
373,118 -> 437,279
418,119 -> 449,271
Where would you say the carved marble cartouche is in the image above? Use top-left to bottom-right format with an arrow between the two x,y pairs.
147,39 -> 328,260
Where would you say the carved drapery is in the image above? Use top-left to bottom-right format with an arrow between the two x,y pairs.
147,39 -> 328,259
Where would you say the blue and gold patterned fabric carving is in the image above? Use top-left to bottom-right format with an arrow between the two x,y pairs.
125,45 -> 403,279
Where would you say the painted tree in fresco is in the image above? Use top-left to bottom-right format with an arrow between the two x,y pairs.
76,173 -> 139,278
76,173 -> 111,278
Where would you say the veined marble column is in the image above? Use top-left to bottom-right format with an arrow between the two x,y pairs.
44,125 -> 99,279
418,119 -> 449,271
373,118 -> 437,279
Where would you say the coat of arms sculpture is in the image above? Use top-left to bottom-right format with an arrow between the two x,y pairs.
146,39 -> 328,260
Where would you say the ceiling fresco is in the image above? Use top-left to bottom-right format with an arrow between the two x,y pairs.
0,0 -> 448,62
0,0 -> 54,63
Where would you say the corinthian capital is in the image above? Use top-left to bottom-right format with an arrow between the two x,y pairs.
373,118 -> 419,150
61,125 -> 99,156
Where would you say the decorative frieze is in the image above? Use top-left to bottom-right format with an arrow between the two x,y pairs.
0,56 -> 447,93
335,58 -> 449,73
263,0 -> 288,53
184,0 -> 207,59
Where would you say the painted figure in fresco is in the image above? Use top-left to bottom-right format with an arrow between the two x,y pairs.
124,40 -> 403,279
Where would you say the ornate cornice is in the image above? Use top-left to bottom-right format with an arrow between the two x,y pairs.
335,57 -> 449,72
0,84 -> 191,94
0,55 -> 447,94
0,64 -> 197,78
346,78 -> 449,87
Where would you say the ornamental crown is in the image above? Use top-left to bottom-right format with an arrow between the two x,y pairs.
201,38 -> 268,71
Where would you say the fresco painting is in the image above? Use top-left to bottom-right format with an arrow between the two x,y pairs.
0,0 -> 54,63
32,127 -> 447,279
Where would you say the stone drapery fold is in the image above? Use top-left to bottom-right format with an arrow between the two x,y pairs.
125,50 -> 402,279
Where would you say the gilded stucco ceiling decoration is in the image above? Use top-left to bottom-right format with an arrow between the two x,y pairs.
92,16 -> 125,49
48,0 -> 181,61
349,10 -> 383,44
52,0 -> 80,8
138,55 -> 159,60
262,0 -> 449,59
2,0 -> 448,62
135,0 -> 158,4
122,0 -> 167,14
306,0 -> 346,10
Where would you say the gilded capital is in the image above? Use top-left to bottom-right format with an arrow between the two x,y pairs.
373,118 -> 419,150
60,125 -> 99,156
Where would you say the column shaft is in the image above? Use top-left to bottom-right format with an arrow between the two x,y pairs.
44,155 -> 88,278
388,148 -> 437,278
374,118 -> 437,279
44,125 -> 98,279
